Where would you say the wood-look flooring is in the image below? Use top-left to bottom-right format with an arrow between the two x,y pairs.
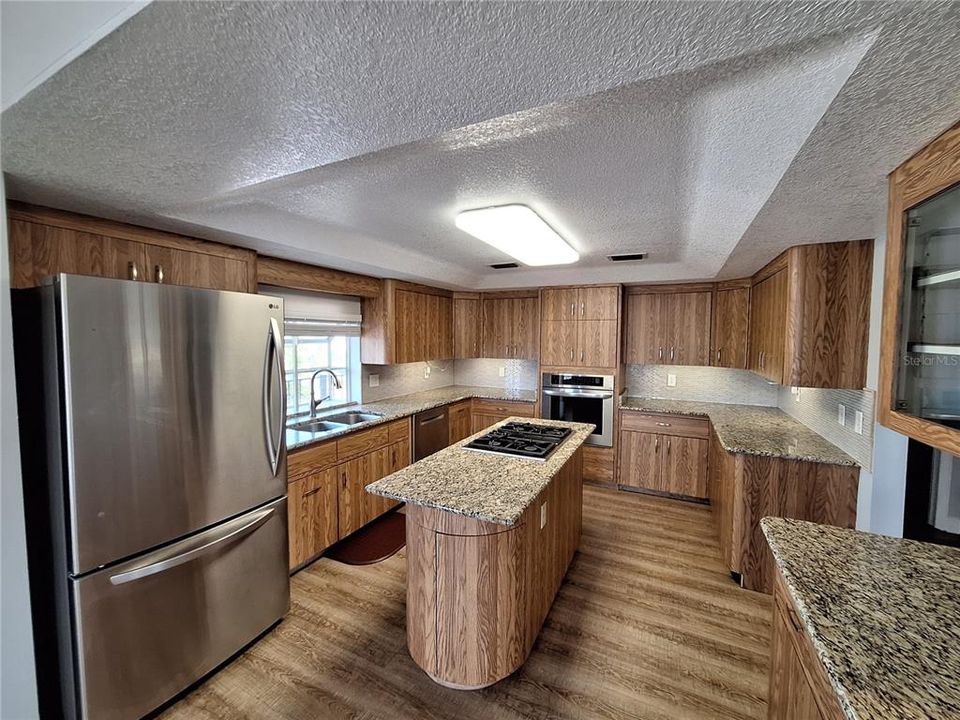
160,487 -> 771,720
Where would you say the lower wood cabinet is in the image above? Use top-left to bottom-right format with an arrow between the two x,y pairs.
287,418 -> 410,571
581,444 -> 615,484
448,400 -> 473,444
617,412 -> 709,499
470,399 -> 535,434
768,573 -> 845,720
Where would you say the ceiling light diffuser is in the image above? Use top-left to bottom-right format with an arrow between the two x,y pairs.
455,205 -> 578,266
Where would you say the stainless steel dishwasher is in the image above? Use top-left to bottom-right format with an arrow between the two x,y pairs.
413,407 -> 449,460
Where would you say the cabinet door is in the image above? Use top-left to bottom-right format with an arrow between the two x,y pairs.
481,298 -> 509,358
541,320 -> 578,366
669,292 -> 712,366
750,270 -> 788,382
513,297 -> 540,359
10,220 -> 147,287
578,320 -> 617,367
768,602 -> 826,720
660,436 -> 708,498
448,402 -> 473,444
713,287 -> 750,369
578,286 -> 619,320
142,245 -> 249,291
288,467 -> 339,570
617,431 -> 661,491
541,288 -> 579,321
338,448 -> 386,538
471,412 -> 507,434
624,293 -> 663,364
453,298 -> 481,359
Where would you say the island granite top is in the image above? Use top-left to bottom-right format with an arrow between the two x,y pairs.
366,417 -> 594,527
762,517 -> 960,720
286,385 -> 537,450
619,396 -> 857,466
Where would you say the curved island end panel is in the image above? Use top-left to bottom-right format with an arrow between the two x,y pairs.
366,418 -> 594,690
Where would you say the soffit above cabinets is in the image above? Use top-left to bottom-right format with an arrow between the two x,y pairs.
2,1 -> 959,289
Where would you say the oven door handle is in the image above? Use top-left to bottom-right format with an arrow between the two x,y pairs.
542,388 -> 614,399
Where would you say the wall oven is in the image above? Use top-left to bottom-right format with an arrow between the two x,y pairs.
541,373 -> 615,447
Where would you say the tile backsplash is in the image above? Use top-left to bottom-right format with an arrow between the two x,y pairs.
777,386 -> 875,470
625,364 -> 778,406
454,359 -> 538,391
361,360 -> 454,402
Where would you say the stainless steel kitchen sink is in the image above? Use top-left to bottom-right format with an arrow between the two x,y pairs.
287,419 -> 350,434
320,411 -> 383,425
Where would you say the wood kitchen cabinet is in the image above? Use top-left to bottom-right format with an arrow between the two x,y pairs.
470,398 -> 535,434
362,280 -> 454,364
748,241 -> 872,388
540,285 -> 619,368
453,294 -> 481,359
448,399 -> 473,444
768,573 -> 845,720
481,293 -> 539,359
338,440 -> 406,538
287,467 -> 339,569
712,283 -> 750,369
8,202 -> 257,291
624,288 -> 712,366
617,412 -> 709,499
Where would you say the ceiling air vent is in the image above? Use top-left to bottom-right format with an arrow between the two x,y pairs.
489,262 -> 519,269
608,253 -> 647,262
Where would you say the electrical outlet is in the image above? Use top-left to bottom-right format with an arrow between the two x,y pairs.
790,386 -> 798,395
854,410 -> 864,435
368,374 -> 379,388
794,387 -> 802,402
498,366 -> 506,378
424,364 -> 431,379
540,502 -> 547,529
838,404 -> 846,425
667,373 -> 677,387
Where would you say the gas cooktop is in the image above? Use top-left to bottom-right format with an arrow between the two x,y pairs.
463,422 -> 572,461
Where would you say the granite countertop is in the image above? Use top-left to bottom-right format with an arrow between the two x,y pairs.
286,385 -> 537,450
366,418 -> 595,526
762,518 -> 960,720
619,397 -> 857,466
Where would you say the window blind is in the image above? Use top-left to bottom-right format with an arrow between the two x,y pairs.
258,285 -> 362,337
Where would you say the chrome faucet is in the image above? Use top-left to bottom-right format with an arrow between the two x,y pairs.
309,368 -> 343,417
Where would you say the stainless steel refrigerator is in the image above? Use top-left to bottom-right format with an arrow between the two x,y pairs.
13,274 -> 289,720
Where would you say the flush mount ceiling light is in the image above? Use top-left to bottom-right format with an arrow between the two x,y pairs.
455,204 -> 579,266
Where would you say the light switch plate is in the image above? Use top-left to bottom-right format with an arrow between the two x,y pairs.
368,374 -> 380,388
540,502 -> 547,529
667,373 -> 677,387
499,366 -> 506,378
838,404 -> 846,425
854,410 -> 864,435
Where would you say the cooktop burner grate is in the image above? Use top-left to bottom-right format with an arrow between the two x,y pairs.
464,422 -> 572,460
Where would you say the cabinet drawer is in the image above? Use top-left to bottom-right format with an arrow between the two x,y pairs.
337,423 -> 391,460
620,411 -> 709,439
287,439 -> 338,483
385,418 -> 410,443
471,399 -> 535,417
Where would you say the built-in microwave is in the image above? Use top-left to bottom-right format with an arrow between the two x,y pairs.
540,373 -> 615,447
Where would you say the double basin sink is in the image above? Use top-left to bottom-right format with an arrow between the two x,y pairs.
287,410 -> 384,436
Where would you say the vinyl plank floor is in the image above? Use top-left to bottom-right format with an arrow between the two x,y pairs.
159,486 -> 771,720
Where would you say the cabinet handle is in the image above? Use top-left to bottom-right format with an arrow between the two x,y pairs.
716,349 -> 721,363
128,262 -> 139,281
658,347 -> 663,361
759,351 -> 764,369
580,301 -> 585,317
570,301 -> 575,317
656,422 -> 671,427
303,486 -> 323,498
155,264 -> 165,284
670,347 -> 675,361
341,471 -> 347,488
786,605 -> 803,634
569,348 -> 574,360
580,349 -> 585,363
654,437 -> 660,452
666,439 -> 671,455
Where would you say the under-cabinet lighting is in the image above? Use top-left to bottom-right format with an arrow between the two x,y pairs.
455,205 -> 578,266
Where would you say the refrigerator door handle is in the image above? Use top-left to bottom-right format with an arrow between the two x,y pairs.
109,505 -> 276,585
263,317 -> 284,476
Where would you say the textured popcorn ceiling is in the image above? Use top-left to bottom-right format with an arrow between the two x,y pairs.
2,1 -> 959,288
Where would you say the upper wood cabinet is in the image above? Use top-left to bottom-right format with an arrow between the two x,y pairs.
624,288 -> 712,366
540,285 -> 620,368
453,294 -> 481,359
712,283 -> 750,369
879,122 -> 960,457
480,293 -> 539,360
542,286 -> 618,321
749,241 -> 873,388
361,280 -> 454,364
8,203 -> 256,292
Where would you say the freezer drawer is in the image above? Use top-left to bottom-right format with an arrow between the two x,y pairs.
71,498 -> 289,720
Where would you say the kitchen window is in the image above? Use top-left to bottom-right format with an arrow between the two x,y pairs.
259,285 -> 363,418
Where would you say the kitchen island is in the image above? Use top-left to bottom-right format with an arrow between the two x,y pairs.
366,418 -> 594,689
